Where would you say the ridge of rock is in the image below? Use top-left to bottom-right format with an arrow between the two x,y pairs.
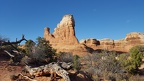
44,14 -> 144,55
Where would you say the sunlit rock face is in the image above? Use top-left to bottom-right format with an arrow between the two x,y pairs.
44,14 -> 144,55
44,14 -> 78,45
79,32 -> 144,53
125,32 -> 144,44
44,14 -> 88,55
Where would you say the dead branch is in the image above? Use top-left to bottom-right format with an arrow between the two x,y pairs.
24,62 -> 71,81
0,34 -> 27,46
4,50 -> 14,57
18,73 -> 37,81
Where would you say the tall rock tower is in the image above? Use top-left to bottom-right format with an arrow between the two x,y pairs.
44,14 -> 79,45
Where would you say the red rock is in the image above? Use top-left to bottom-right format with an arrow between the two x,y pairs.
44,14 -> 144,55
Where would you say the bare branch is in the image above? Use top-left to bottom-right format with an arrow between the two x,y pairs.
1,34 -> 27,46
4,50 -> 14,57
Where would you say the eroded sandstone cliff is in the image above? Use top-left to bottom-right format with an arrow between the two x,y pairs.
44,15 -> 78,45
44,14 -> 89,55
44,14 -> 144,55
80,32 -> 144,52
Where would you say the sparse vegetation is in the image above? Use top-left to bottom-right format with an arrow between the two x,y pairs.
57,52 -> 74,63
73,55 -> 80,71
57,52 -> 81,71
119,45 -> 144,74
80,47 -> 144,81
23,37 -> 57,65
81,51 -> 124,80
1,35 -> 144,81
24,40 -> 35,56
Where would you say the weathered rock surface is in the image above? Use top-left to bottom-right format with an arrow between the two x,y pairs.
125,32 -> 144,44
44,14 -> 78,45
44,14 -> 89,55
80,32 -> 144,52
44,14 -> 144,55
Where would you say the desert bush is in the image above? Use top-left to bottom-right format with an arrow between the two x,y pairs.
57,52 -> 74,63
36,37 -> 56,59
57,52 -> 81,71
121,45 -> 144,74
24,40 -> 35,56
23,37 -> 56,65
73,55 -> 80,71
81,50 -> 125,80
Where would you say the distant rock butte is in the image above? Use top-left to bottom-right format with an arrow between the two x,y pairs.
44,14 -> 144,55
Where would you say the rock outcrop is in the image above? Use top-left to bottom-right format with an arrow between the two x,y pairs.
44,14 -> 144,55
80,32 -> 144,52
44,14 -> 88,55
125,32 -> 144,44
44,14 -> 78,45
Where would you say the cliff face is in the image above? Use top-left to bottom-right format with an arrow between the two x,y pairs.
125,32 -> 144,44
80,32 -> 144,52
44,14 -> 144,55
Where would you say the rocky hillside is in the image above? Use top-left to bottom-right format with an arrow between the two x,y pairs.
44,14 -> 144,55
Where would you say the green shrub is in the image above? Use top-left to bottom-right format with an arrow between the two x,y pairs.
24,40 -> 35,56
73,55 -> 80,71
123,45 -> 144,74
36,37 -> 56,59
24,37 -> 56,65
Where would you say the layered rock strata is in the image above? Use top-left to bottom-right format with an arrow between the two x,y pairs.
44,14 -> 89,55
80,32 -> 144,52
44,14 -> 144,55
44,15 -> 78,45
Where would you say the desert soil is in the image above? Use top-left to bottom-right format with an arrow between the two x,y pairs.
0,55 -> 92,81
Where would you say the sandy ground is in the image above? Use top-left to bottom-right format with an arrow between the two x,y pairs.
0,56 -> 92,81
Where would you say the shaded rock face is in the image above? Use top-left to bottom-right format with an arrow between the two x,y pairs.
80,39 -> 100,49
44,14 -> 144,55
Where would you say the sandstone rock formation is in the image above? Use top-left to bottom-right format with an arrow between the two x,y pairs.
44,14 -> 78,45
44,14 -> 89,55
80,32 -> 144,52
125,32 -> 144,44
44,14 -> 144,55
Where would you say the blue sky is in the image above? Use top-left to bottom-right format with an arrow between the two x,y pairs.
0,0 -> 144,43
